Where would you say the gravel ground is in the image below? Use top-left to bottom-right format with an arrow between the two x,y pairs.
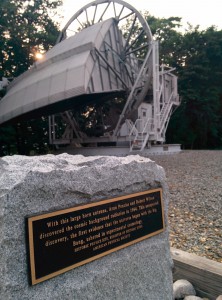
148,150 -> 222,263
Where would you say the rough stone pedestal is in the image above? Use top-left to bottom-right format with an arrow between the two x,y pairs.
0,154 -> 173,300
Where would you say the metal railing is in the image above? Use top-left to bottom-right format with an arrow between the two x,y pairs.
129,118 -> 154,151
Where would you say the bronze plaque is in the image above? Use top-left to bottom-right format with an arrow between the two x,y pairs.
27,188 -> 165,285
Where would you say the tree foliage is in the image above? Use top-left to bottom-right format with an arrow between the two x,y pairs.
166,25 -> 222,149
0,0 -> 62,155
0,0 -> 62,78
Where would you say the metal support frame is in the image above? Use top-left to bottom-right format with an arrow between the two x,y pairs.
49,0 -> 180,151
113,43 -> 153,137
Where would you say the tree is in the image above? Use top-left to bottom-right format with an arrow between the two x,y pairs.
145,13 -> 183,67
167,26 -> 222,149
0,0 -> 62,155
0,0 -> 62,78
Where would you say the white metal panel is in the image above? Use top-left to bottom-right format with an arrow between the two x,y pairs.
0,88 -> 25,123
0,17 -> 150,125
35,79 -> 51,107
119,122 -> 129,136
41,21 -> 111,62
90,62 -> 103,92
85,55 -> 95,84
65,66 -> 85,92
5,52 -> 88,99
0,19 -> 119,124
84,66 -> 91,90
23,82 -> 38,110
138,103 -> 152,120
48,72 -> 67,104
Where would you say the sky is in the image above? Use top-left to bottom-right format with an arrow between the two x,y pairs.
60,0 -> 222,31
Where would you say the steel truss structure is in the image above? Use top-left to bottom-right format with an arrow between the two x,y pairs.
49,0 -> 179,151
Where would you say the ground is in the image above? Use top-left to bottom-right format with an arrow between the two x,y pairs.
149,150 -> 222,263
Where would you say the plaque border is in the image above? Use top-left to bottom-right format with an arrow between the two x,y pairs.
27,188 -> 165,285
